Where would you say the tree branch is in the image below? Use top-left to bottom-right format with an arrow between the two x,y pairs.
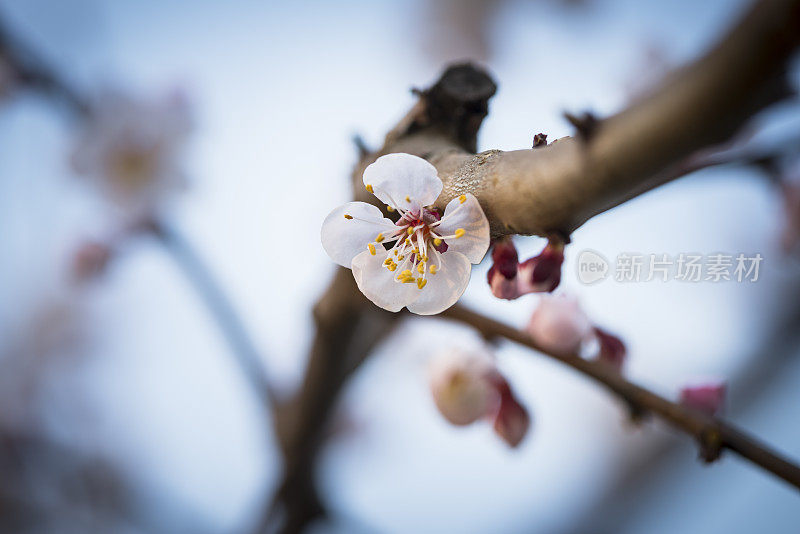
441,304 -> 800,489
150,221 -> 278,412
0,12 -> 88,116
360,0 -> 800,238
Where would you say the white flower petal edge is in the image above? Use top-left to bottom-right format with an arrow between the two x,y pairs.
321,201 -> 397,267
363,153 -> 442,211
352,248 -> 418,312
406,251 -> 471,315
434,193 -> 490,263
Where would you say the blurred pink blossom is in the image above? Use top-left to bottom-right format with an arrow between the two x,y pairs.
70,241 -> 113,283
526,295 -> 593,355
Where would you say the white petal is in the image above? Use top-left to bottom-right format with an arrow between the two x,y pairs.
435,194 -> 490,263
321,201 -> 397,267
407,251 -> 471,315
363,153 -> 443,210
351,249 -> 419,312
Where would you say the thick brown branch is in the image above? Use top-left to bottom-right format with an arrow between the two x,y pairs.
441,305 -> 800,490
364,0 -> 800,237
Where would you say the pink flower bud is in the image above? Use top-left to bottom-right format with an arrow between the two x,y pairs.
71,241 -> 113,282
780,179 -> 800,253
526,295 -> 593,355
429,348 -> 500,426
517,239 -> 564,294
492,378 -> 531,448
679,381 -> 726,416
593,327 -> 626,371
486,238 -> 520,300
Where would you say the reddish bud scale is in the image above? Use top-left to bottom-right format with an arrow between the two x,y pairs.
680,382 -> 727,416
489,375 -> 531,448
523,242 -> 564,293
594,327 -> 627,371
490,238 -> 519,280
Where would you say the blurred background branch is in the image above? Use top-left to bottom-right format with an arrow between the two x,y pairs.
442,304 -> 800,488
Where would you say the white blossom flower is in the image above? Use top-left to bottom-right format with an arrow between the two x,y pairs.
71,89 -> 192,218
321,153 -> 490,315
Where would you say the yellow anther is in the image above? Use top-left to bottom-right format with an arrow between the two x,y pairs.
398,254 -> 404,260
384,258 -> 392,265
368,243 -> 376,255
413,247 -> 419,255
396,270 -> 414,283
429,264 -> 438,274
407,227 -> 414,235
405,238 -> 412,245
344,214 -> 353,220
455,228 -> 466,238
387,263 -> 397,272
366,183 -> 374,193
405,195 -> 410,202
376,233 -> 384,243
394,250 -> 398,256
422,255 -> 428,262
433,238 -> 442,246
417,263 -> 425,274
459,194 -> 466,204
417,278 -> 427,289
386,205 -> 395,212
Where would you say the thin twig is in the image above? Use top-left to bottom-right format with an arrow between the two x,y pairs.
150,220 -> 277,411
441,304 -> 800,490
0,11 -> 89,116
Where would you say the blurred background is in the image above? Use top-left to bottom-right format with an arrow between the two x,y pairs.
0,0 -> 799,532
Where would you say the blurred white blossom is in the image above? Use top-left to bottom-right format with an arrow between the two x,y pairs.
526,295 -> 594,355
429,346 -> 499,426
71,89 -> 192,219
429,346 -> 531,447
527,295 -> 627,371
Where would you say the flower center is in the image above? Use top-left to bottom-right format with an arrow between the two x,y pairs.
377,197 -> 468,289
345,190 -> 471,290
